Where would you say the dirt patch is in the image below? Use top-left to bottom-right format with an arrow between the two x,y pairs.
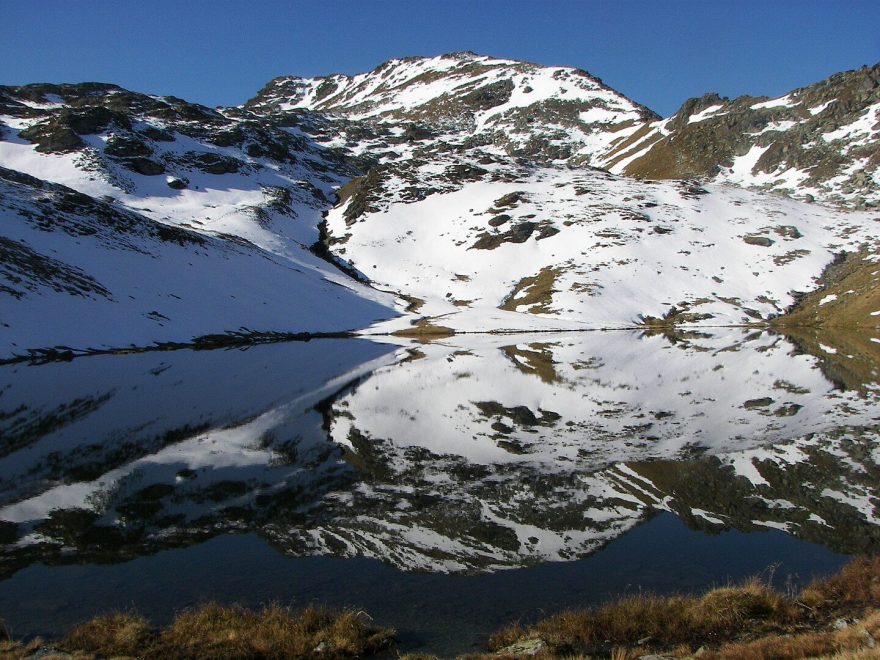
500,267 -> 560,314
391,317 -> 456,339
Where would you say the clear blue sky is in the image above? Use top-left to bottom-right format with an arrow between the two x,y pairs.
1,0 -> 877,116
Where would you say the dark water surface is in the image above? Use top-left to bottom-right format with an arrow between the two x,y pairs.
1,329 -> 878,654
0,514 -> 848,655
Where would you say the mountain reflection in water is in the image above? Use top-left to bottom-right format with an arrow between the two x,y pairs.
1,329 -> 878,581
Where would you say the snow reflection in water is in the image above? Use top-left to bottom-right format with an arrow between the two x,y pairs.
0,329 -> 878,580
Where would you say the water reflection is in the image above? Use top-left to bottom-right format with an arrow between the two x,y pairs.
0,329 -> 878,578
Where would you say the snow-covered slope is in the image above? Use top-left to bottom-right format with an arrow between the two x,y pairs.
0,83 -> 400,359
246,54 -> 880,334
0,167 -> 396,358
327,161 -> 878,333
249,54 -> 879,209
248,52 -> 659,166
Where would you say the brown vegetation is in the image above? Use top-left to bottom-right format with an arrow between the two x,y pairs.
391,317 -> 456,338
484,556 -> 880,659
0,604 -> 394,659
772,248 -> 880,329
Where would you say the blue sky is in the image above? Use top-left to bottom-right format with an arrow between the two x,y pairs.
1,0 -> 877,116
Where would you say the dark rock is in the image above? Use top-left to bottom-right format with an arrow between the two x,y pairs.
126,158 -> 165,176
19,123 -> 84,153
184,152 -> 243,174
104,135 -> 151,157
472,221 -> 537,250
139,126 -> 175,142
459,78 -> 515,112
59,106 -> 131,135
402,123 -> 436,142
743,235 -> 775,247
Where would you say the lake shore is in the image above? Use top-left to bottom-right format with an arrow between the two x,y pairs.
3,555 -> 879,659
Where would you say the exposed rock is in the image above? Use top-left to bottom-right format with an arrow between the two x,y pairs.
496,638 -> 548,656
124,157 -> 165,176
743,235 -> 774,247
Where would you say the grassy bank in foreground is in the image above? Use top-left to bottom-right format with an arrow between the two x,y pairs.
2,557 -> 880,659
0,605 -> 394,659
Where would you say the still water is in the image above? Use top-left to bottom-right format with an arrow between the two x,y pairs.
0,329 -> 878,654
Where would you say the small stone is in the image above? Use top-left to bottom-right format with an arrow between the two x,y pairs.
637,635 -> 653,645
833,617 -> 849,630
861,630 -> 876,648
497,638 -> 548,656
743,235 -> 775,247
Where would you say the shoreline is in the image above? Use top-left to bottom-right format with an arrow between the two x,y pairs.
3,556 -> 879,659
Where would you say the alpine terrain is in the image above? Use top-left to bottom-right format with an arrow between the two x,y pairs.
0,52 -> 878,359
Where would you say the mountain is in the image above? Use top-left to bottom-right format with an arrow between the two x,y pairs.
0,53 -> 878,358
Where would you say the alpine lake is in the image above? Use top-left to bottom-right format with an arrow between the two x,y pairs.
1,327 -> 878,656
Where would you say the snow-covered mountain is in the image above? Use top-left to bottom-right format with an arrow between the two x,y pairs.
1,54 -> 878,358
250,53 -> 879,207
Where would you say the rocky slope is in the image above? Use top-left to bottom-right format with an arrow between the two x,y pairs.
0,53 -> 878,357
250,53 -> 879,208
612,64 -> 880,209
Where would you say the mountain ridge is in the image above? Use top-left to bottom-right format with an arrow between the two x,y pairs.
0,53 -> 878,359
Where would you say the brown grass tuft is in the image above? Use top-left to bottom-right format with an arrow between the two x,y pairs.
489,556 -> 880,658
154,603 -> 394,659
0,638 -> 44,660
801,556 -> 880,611
45,603 -> 394,659
61,611 -> 155,656
513,581 -> 799,654
491,576 -> 830,654
700,609 -> 880,659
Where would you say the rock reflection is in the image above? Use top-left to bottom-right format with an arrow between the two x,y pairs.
0,329 -> 878,576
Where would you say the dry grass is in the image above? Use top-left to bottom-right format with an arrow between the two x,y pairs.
499,267 -> 559,315
489,556 -> 880,658
154,604 -> 393,659
773,247 -> 880,329
801,556 -> 880,610
41,603 -> 393,659
7,558 -> 880,659
391,317 -> 456,339
0,638 -> 46,660
61,611 -> 154,656
490,578 -> 797,654
700,610 -> 880,659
